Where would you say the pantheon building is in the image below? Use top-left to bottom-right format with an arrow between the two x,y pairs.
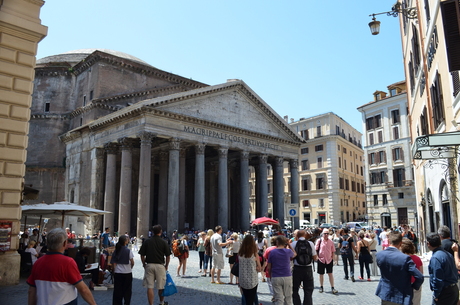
26,49 -> 303,237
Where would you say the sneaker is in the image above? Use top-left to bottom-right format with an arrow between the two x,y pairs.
351,276 -> 355,282
343,277 -> 349,280
367,278 -> 371,282
332,288 -> 338,294
319,287 -> 324,293
358,276 -> 363,280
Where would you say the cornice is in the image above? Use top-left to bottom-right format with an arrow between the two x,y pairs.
59,130 -> 82,143
31,114 -> 70,120
70,51 -> 208,90
88,106 -> 301,147
24,0 -> 45,6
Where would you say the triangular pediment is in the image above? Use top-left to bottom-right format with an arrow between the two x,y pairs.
142,80 -> 303,143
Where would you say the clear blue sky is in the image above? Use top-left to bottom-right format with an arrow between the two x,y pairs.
36,0 -> 404,132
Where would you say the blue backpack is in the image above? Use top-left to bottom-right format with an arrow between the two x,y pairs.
340,236 -> 351,256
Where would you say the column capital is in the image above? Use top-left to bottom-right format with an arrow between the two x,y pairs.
259,154 -> 268,164
218,147 -> 228,158
118,137 -> 135,150
169,138 -> 181,150
195,143 -> 206,155
96,147 -> 105,159
241,151 -> 250,161
159,150 -> 169,161
274,157 -> 284,167
138,131 -> 156,145
104,142 -> 119,154
289,159 -> 299,169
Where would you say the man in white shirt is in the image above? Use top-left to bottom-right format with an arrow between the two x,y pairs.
210,225 -> 233,284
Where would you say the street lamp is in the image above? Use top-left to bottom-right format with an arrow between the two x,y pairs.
368,1 -> 418,35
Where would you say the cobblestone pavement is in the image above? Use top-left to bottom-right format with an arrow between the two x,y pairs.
0,245 -> 436,305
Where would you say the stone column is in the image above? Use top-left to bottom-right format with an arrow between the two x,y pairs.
118,138 -> 134,236
179,148 -> 187,230
89,148 -> 105,233
218,147 -> 229,230
167,138 -> 181,233
137,131 -> 155,239
258,154 -> 268,217
158,151 -> 168,229
273,157 -> 285,224
103,143 -> 118,231
194,143 -> 206,231
290,159 -> 300,229
240,151 -> 250,232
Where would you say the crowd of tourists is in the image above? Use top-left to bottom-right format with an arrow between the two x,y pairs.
25,223 -> 460,305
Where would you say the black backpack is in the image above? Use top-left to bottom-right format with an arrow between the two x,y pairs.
295,239 -> 312,266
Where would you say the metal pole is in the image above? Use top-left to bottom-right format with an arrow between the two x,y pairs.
448,147 -> 459,240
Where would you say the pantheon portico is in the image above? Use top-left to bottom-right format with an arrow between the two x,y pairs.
61,80 -> 302,237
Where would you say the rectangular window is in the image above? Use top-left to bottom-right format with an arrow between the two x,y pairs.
369,152 -> 376,165
369,133 -> 374,145
83,95 -> 86,106
44,102 -> 50,113
316,126 -> 322,137
345,179 -> 349,190
315,145 -> 323,152
431,72 -> 445,129
391,109 -> 400,124
441,0 -> 460,72
301,147 -> 309,154
344,160 -> 347,170
379,171 -> 386,183
375,115 -> 382,128
339,177 -> 344,189
378,130 -> 383,143
420,107 -> 428,135
316,177 -> 324,190
302,177 -> 311,191
351,181 -> 356,192
379,151 -> 385,163
338,145 -> 340,151
338,157 -> 341,168
317,157 -> 323,168
374,195 -> 378,206
383,194 -> 388,205
361,183 -> 365,193
393,126 -> 399,140
336,125 -> 340,135
301,160 -> 309,171
398,192 -> 404,199
302,200 -> 310,208
319,198 -> 324,208
90,90 -> 94,100
366,117 -> 374,130
301,130 -> 309,140
393,147 -> 404,161
393,168 -> 406,187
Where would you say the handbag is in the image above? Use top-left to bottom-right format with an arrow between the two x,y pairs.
231,262 -> 239,277
162,272 -> 178,297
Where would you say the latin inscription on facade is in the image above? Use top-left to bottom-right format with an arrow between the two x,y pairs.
183,126 -> 279,150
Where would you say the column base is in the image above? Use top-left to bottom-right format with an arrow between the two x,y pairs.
0,250 -> 21,286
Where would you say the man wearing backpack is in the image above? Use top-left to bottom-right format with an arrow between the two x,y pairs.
340,228 -> 358,282
291,230 -> 317,305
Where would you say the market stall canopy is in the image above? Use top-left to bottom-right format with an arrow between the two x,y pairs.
250,217 -> 279,226
21,202 -> 111,227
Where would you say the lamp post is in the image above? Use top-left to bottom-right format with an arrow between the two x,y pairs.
368,1 -> 418,35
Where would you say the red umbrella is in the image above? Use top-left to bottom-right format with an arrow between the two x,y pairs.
251,217 -> 279,226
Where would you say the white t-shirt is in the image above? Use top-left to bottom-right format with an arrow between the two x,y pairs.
210,233 -> 222,254
25,247 -> 38,264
